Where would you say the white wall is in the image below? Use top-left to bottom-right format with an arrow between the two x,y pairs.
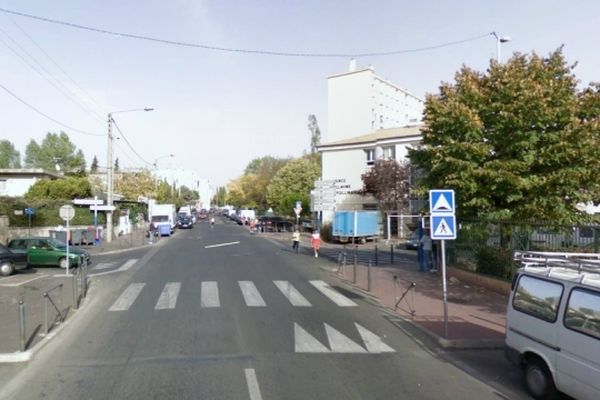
322,148 -> 369,191
1,177 -> 38,197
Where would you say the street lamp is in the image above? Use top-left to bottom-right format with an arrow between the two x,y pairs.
106,107 -> 154,243
491,32 -> 511,62
153,153 -> 174,168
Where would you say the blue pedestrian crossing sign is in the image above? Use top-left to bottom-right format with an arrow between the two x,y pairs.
430,215 -> 456,240
429,190 -> 455,215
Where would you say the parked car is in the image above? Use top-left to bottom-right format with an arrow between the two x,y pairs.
405,230 -> 420,250
506,251 -> 600,400
0,243 -> 28,276
8,237 -> 91,269
177,216 -> 194,229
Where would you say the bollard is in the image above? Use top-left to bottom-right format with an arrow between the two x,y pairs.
18,299 -> 26,352
375,244 -> 378,266
72,272 -> 78,310
353,253 -> 357,284
83,262 -> 87,297
368,260 -> 372,291
390,244 -> 394,265
44,293 -> 49,335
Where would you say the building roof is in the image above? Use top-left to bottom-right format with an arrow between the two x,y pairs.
318,125 -> 423,149
0,168 -> 64,179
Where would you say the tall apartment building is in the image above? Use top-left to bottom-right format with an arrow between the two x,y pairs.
327,60 -> 424,142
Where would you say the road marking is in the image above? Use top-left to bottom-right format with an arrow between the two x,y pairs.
0,275 -> 45,287
309,280 -> 357,307
89,258 -> 139,277
92,262 -> 116,270
274,281 -> 311,307
294,323 -> 330,353
238,281 -> 266,307
204,241 -> 240,249
109,283 -> 145,311
155,282 -> 181,310
325,323 -> 367,353
244,368 -> 263,400
355,323 -> 395,353
201,281 -> 220,308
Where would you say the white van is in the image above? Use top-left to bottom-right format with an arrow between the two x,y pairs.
506,251 -> 600,399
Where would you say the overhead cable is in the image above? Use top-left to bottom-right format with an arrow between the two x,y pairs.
0,82 -> 104,136
111,118 -> 153,166
0,7 -> 491,58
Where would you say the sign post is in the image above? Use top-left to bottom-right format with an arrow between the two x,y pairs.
59,205 -> 75,276
294,201 -> 302,230
429,189 -> 456,339
23,207 -> 35,237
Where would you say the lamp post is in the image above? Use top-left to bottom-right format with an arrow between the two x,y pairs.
491,32 -> 511,62
106,107 -> 154,243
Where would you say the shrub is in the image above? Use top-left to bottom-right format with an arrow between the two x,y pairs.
476,245 -> 516,280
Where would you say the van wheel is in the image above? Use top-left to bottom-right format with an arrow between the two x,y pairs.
0,262 -> 15,276
524,358 -> 558,399
59,257 -> 68,269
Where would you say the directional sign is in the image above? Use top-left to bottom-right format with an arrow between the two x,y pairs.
73,198 -> 104,206
89,205 -> 116,211
429,190 -> 455,215
430,215 -> 456,240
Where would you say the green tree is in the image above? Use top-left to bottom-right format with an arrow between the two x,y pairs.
308,114 -> 321,154
212,186 -> 227,207
114,157 -> 120,172
361,159 -> 411,212
114,170 -> 155,200
178,185 -> 198,203
410,48 -> 600,223
90,155 -> 99,173
241,156 -> 289,210
0,140 -> 21,168
24,132 -> 86,175
25,176 -> 92,200
266,157 -> 321,216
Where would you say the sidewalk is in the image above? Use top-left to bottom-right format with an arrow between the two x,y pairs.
0,228 -> 151,360
263,231 -> 507,348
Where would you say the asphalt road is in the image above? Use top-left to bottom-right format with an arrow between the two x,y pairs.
0,219 -> 531,400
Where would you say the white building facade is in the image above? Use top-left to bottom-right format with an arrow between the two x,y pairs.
0,169 -> 63,197
327,62 -> 424,143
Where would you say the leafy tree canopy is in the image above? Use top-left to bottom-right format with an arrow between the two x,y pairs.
114,170 -> 155,201
361,159 -> 411,212
24,132 -> 86,175
410,48 -> 600,224
25,176 -> 92,200
266,157 -> 321,216
0,140 -> 21,168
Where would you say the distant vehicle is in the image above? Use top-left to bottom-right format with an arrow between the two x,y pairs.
177,216 -> 194,229
332,211 -> 380,243
0,243 -> 28,276
178,206 -> 192,216
8,237 -> 91,269
506,251 -> 600,400
151,204 -> 177,235
239,209 -> 256,225
404,230 -> 420,250
198,209 -> 209,220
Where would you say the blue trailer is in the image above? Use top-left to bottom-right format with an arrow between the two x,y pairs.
332,211 -> 380,243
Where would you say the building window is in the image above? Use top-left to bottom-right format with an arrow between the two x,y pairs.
365,149 -> 375,165
382,146 -> 396,159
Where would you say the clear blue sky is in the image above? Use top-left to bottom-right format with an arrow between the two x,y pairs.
0,0 -> 598,186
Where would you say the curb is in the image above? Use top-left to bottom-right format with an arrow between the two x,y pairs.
93,243 -> 150,256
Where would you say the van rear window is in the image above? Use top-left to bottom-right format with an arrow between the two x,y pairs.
564,289 -> 600,340
513,275 -> 563,323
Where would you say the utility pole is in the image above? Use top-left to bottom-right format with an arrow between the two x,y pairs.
106,113 -> 114,243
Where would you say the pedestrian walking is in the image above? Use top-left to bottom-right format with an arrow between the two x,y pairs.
420,231 -> 436,271
311,230 -> 321,258
292,230 -> 300,253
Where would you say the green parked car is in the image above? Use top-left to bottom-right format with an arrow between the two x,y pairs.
8,237 -> 91,269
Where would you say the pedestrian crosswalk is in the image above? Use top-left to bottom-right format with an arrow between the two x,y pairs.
294,322 -> 395,354
108,280 -> 356,312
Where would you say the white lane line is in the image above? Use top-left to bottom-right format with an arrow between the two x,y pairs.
92,262 -> 116,270
325,323 -> 367,353
109,283 -> 145,311
244,368 -> 263,400
155,282 -> 181,310
294,323 -> 330,353
355,323 -> 395,353
201,281 -> 220,308
205,241 -> 240,249
0,275 -> 45,287
238,281 -> 266,307
309,280 -> 357,307
89,258 -> 139,277
274,281 -> 311,307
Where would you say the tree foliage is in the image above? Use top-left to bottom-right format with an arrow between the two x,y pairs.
410,48 -> 600,223
90,155 -> 99,173
114,170 -> 155,201
361,159 -> 411,212
24,176 -> 92,200
308,114 -> 322,154
0,140 -> 21,168
266,157 -> 321,216
24,132 -> 86,175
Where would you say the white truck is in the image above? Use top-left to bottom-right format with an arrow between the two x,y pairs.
150,203 -> 177,236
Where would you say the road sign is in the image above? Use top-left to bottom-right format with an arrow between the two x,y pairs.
89,205 -> 116,211
429,190 -> 455,214
430,215 -> 456,240
23,207 -> 36,216
73,198 -> 104,206
59,205 -> 75,221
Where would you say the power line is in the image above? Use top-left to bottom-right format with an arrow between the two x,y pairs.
0,7 -> 491,58
110,118 -> 152,166
0,82 -> 104,136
